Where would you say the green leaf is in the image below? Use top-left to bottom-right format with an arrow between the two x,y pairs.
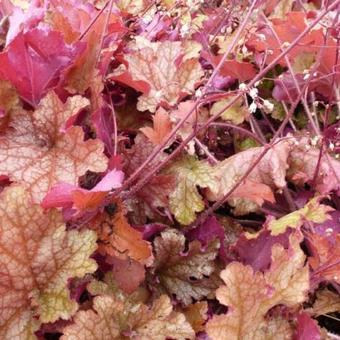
211,96 -> 248,125
166,156 -> 217,225
269,197 -> 333,235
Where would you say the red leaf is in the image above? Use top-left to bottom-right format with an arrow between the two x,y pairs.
0,28 -> 85,106
203,52 -> 257,82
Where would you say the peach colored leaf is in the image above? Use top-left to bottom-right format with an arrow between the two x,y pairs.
207,138 -> 292,215
0,91 -> 107,202
86,203 -> 153,266
140,108 -> 173,145
310,289 -> 340,316
61,293 -> 194,340
230,179 -> 275,206
152,229 -> 220,305
268,197 -> 333,236
121,40 -> 203,112
287,137 -> 340,195
42,169 -> 124,215
0,185 -> 98,338
206,232 -> 309,340
165,155 -> 218,225
183,301 -> 208,333
110,257 -> 145,294
308,233 -> 340,285
252,317 -> 294,340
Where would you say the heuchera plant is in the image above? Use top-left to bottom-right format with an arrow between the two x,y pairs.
0,0 -> 339,339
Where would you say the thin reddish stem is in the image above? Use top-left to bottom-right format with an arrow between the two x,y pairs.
123,0 -> 340,200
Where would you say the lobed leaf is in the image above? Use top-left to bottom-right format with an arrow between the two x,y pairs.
62,283 -> 194,340
0,185 -> 97,338
206,232 -> 309,340
115,39 -> 203,112
166,155 -> 218,225
152,229 -> 220,305
0,91 -> 107,202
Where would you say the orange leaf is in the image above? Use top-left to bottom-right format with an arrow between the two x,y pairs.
87,203 -> 153,266
230,179 -> 275,205
140,108 -> 172,145
0,91 -> 107,202
183,302 -> 208,333
308,233 -> 340,285
71,190 -> 107,211
109,256 -> 145,294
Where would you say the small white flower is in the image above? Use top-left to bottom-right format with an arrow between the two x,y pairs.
257,33 -> 266,41
195,88 -> 203,97
249,101 -> 257,113
186,140 -> 196,155
303,73 -> 310,80
249,87 -> 258,99
142,14 -> 153,24
241,45 -> 248,54
329,142 -> 335,150
180,23 -> 190,37
310,135 -> 320,146
154,89 -> 164,101
226,27 -> 233,34
325,227 -> 333,235
263,100 -> 274,112
238,83 -> 247,91
282,41 -> 290,48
